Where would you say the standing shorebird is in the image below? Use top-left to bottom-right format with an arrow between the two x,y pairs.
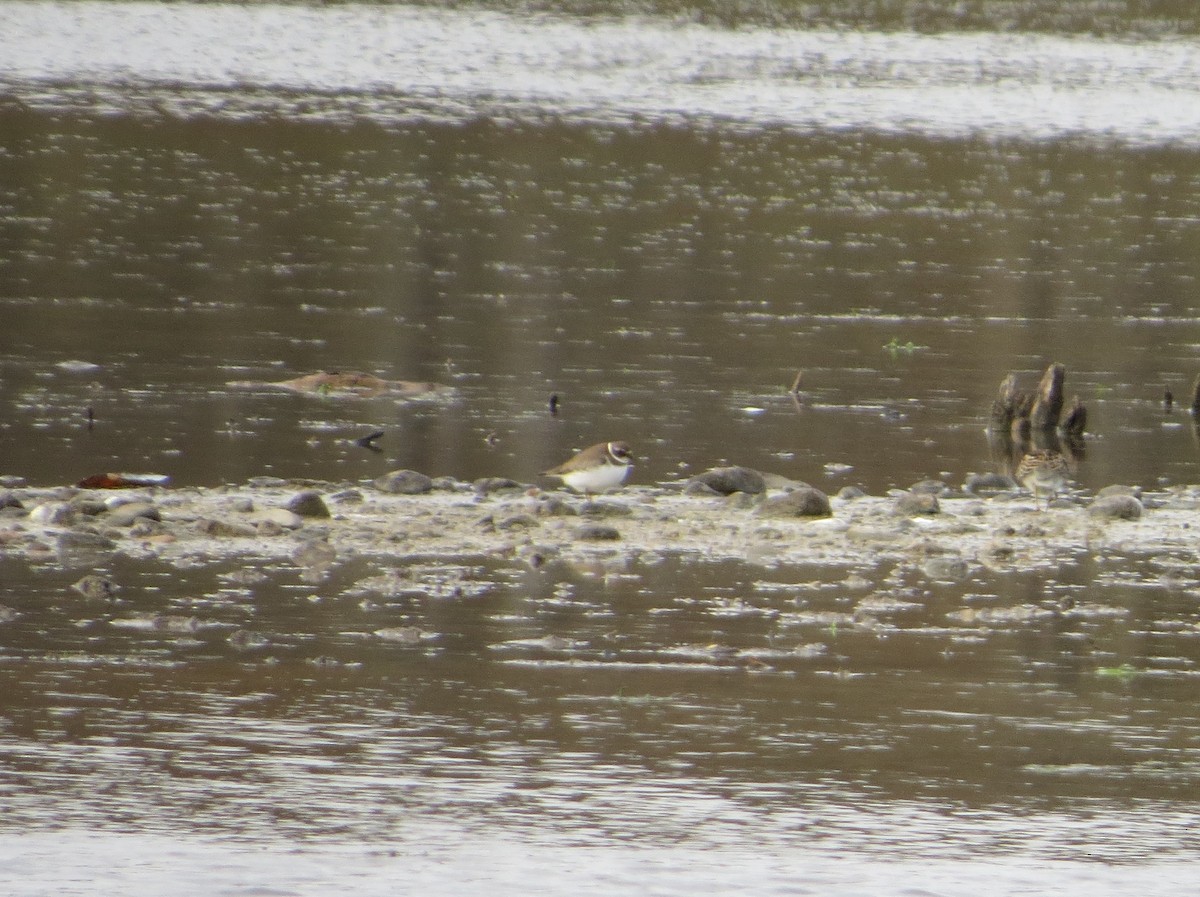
542,441 -> 633,495
1016,449 -> 1071,509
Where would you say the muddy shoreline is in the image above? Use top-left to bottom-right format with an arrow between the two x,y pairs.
2,472 -> 1196,585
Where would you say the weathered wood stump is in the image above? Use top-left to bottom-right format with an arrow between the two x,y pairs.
987,363 -> 1085,477
1029,363 -> 1065,431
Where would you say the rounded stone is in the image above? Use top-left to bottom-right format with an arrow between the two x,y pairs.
106,501 -> 161,527
893,491 -> 940,516
1087,494 -> 1143,520
374,470 -> 434,495
754,487 -> 833,519
196,518 -> 257,538
474,477 -> 524,495
286,490 -> 331,518
252,508 -> 304,530
575,523 -> 621,541
687,466 -> 766,496
964,472 -> 1017,494
909,479 -> 950,496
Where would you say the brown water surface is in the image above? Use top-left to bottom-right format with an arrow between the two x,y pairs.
3,2 -> 1200,893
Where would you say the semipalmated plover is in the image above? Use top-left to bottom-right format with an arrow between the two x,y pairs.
542,441 -> 633,494
1015,449 -> 1070,509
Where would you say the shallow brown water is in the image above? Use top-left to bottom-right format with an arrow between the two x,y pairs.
4,2 -> 1200,893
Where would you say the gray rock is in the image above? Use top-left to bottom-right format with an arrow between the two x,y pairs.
1087,494 -> 1144,520
755,487 -> 833,519
196,518 -> 258,538
683,480 -> 722,497
106,501 -> 161,527
293,540 -> 337,570
0,475 -> 27,488
910,479 -> 950,496
231,497 -> 255,513
724,492 -> 763,511
474,477 -> 525,495
0,491 -> 23,510
129,517 -> 166,537
287,490 -> 331,518
375,470 -> 434,495
688,466 -> 766,496
836,485 -> 866,500
964,472 -> 1018,494
575,523 -> 621,541
534,495 -> 577,517
68,495 -> 107,516
252,508 -> 304,530
923,556 -> 970,582
30,502 -> 74,526
580,500 -> 633,518
894,491 -> 940,516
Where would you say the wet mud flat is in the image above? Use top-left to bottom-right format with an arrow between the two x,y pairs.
2,470 -> 1195,596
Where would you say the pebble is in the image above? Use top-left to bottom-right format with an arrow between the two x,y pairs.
964,472 -> 1017,494
580,500 -> 632,518
755,487 -> 833,519
893,491 -> 940,516
923,556 -> 970,582
374,470 -> 434,495
252,508 -> 304,530
687,466 -> 766,496
534,495 -> 577,516
196,518 -> 257,538
286,490 -> 331,518
30,502 -> 74,526
909,479 -> 951,496
474,477 -> 525,495
1087,494 -> 1144,520
575,523 -> 621,541
105,501 -> 161,527
293,540 -> 337,570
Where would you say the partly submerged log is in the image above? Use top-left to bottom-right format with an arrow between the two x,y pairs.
1028,363 -> 1065,430
990,364 -> 1074,434
228,371 -> 452,399
990,373 -> 1031,433
1061,395 -> 1087,438
987,364 -> 1085,478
